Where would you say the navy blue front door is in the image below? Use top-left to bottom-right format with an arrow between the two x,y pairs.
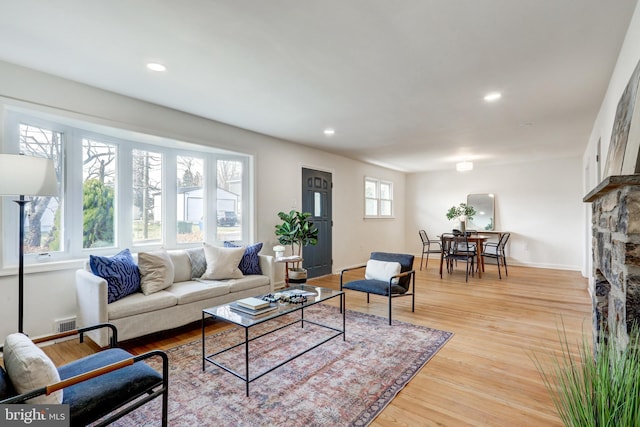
301,168 -> 332,278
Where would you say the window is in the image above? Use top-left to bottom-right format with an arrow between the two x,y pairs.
364,177 -> 393,218
2,109 -> 253,267
83,139 -> 117,249
176,155 -> 204,243
132,149 -> 163,244
216,159 -> 242,241
19,123 -> 64,254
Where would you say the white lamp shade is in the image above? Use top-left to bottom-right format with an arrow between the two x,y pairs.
0,154 -> 58,196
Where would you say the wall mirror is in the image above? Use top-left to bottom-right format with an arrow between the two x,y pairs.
467,193 -> 495,231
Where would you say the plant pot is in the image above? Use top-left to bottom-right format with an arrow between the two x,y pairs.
288,267 -> 307,284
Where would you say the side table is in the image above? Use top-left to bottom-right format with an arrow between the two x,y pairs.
275,255 -> 303,287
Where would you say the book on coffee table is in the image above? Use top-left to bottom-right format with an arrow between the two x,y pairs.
236,297 -> 270,310
229,302 -> 278,316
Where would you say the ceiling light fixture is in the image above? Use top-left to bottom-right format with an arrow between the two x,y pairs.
323,128 -> 335,136
484,92 -> 501,102
456,161 -> 473,172
146,62 -> 167,72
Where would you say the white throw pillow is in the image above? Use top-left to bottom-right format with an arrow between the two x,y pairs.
3,333 -> 63,404
201,244 -> 245,280
365,259 -> 401,284
138,249 -> 176,295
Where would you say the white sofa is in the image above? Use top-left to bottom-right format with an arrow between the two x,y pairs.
76,249 -> 273,347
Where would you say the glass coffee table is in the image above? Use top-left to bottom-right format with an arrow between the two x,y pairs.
201,284 -> 345,396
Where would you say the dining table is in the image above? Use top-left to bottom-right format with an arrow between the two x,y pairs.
439,234 -> 491,278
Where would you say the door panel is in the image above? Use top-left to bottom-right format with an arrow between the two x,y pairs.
301,168 -> 332,278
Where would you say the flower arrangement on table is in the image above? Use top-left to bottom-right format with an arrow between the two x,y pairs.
446,203 -> 477,232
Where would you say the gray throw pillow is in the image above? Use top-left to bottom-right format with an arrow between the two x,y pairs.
186,247 -> 206,279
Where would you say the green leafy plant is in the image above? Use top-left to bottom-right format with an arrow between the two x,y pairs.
446,203 -> 476,221
274,210 -> 319,260
533,323 -> 640,427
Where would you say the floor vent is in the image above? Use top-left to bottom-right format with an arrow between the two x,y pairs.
55,317 -> 77,333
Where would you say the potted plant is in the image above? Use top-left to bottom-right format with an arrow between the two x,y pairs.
446,203 -> 477,233
533,323 -> 640,426
274,210 -> 319,283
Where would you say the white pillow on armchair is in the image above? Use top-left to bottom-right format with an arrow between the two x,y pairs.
365,259 -> 401,284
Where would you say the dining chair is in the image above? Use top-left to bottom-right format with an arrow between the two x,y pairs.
441,233 -> 477,282
418,230 -> 442,270
483,232 -> 511,279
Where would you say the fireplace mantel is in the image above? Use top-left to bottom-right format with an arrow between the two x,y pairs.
584,174 -> 640,202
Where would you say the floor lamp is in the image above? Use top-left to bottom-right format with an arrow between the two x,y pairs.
0,154 -> 58,333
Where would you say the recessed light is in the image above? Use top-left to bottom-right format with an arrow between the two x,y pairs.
456,161 -> 473,172
484,92 -> 501,102
146,62 -> 167,72
323,128 -> 335,136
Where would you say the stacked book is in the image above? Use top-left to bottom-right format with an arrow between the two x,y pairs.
230,297 -> 277,316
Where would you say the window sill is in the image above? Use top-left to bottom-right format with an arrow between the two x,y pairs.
0,258 -> 86,277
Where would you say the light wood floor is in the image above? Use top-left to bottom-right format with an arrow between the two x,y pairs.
43,259 -> 591,426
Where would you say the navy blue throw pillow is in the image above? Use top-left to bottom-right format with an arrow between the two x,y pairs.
90,249 -> 141,303
223,242 -> 263,275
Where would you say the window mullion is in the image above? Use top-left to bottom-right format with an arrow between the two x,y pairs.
66,130 -> 84,257
118,147 -> 133,249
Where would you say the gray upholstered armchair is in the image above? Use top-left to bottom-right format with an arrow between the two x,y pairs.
0,324 -> 168,427
340,252 -> 416,325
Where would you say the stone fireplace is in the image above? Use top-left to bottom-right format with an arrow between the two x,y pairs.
584,175 -> 640,348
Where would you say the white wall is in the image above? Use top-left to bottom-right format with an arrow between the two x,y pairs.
406,156 -> 584,270
0,61 -> 406,340
582,2 -> 640,287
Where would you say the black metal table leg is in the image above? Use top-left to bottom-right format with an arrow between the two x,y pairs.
202,312 -> 206,371
245,327 -> 250,397
342,293 -> 346,341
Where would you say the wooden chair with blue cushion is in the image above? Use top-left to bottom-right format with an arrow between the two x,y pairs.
340,252 -> 415,325
0,324 -> 168,427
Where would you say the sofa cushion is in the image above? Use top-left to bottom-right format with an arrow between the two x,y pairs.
138,250 -> 175,295
3,333 -> 63,404
168,250 -> 192,283
165,280 -> 231,305
89,249 -> 141,303
185,247 -> 206,279
224,242 -> 263,275
107,291 -> 178,320
227,275 -> 271,293
201,244 -> 244,280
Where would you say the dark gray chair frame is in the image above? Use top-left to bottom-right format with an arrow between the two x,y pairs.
0,324 -> 168,427
340,252 -> 416,325
483,232 -> 511,279
441,233 -> 477,282
419,229 -> 442,270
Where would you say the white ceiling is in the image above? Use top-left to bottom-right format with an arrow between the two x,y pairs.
0,0 -> 637,172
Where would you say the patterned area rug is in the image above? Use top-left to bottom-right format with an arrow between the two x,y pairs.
108,305 -> 452,427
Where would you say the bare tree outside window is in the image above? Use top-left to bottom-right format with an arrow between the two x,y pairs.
19,124 -> 63,254
133,149 -> 162,243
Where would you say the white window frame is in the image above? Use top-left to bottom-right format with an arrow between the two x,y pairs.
364,177 -> 394,218
2,108 -> 254,267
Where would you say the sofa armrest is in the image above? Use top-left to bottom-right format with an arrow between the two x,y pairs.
259,254 -> 275,292
75,269 -> 110,347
